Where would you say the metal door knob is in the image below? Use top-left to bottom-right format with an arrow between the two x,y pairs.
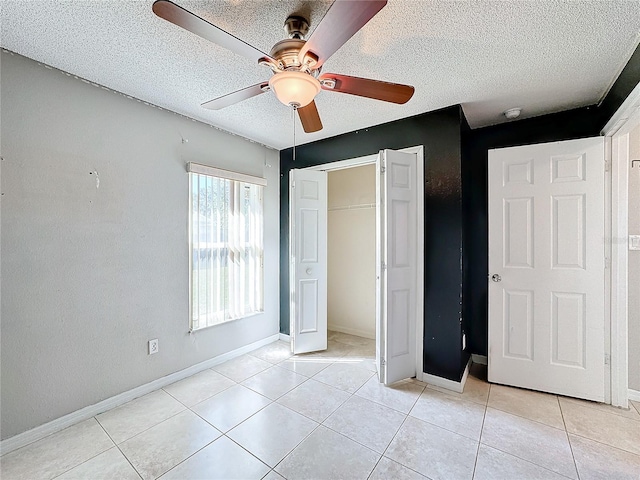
491,274 -> 501,282
306,268 -> 312,274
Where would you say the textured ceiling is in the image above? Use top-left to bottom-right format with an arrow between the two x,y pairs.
2,1 -> 640,150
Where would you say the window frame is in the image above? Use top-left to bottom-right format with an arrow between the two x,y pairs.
187,162 -> 266,332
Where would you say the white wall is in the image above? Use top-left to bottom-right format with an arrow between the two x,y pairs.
0,51 -> 280,440
629,123 -> 640,391
327,164 -> 376,339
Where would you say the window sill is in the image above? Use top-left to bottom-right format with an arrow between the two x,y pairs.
189,310 -> 265,333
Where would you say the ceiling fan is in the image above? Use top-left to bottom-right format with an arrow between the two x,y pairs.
152,0 -> 415,133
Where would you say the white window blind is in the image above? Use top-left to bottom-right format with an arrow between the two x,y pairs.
188,163 -> 265,331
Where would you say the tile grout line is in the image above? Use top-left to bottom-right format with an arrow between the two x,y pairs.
350,381 -> 423,416
98,408 -> 187,452
177,379 -> 281,476
47,419 -> 119,480
241,368 -> 313,402
561,397 -> 640,422
424,383 -> 489,407
560,397 -> 640,457
270,348 -> 379,477
271,414 -> 324,475
474,384 -> 577,480
94,417 -> 144,480
377,411 -> 430,477
565,431 -> 640,458
152,435 -> 220,479
406,407 -> 484,443
220,434 -> 273,475
477,443 -> 577,480
558,395 -> 581,479
149,367 -> 268,480
482,404 -> 569,432
471,384 -> 490,479
233,341 -> 373,477
187,395 -> 270,435
335,375 -> 384,480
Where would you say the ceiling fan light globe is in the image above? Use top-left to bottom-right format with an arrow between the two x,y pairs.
269,71 -> 321,108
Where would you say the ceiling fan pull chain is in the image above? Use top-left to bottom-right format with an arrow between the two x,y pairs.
292,105 -> 297,162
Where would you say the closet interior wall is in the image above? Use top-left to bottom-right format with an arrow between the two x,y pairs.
327,164 -> 376,339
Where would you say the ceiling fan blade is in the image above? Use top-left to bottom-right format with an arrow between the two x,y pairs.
319,73 -> 414,104
153,0 -> 275,63
298,0 -> 387,69
202,82 -> 269,110
297,101 -> 323,133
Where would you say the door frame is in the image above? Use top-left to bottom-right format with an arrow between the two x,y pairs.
602,81 -> 640,407
300,145 -> 426,381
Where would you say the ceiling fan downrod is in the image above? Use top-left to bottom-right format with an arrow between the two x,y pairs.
284,16 -> 309,40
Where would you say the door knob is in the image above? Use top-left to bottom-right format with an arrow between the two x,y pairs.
491,274 -> 501,282
306,268 -> 312,275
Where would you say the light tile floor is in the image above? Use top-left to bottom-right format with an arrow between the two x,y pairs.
2,332 -> 640,480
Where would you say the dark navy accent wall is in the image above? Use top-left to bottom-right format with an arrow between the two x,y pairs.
597,44 -> 640,127
280,106 -> 468,381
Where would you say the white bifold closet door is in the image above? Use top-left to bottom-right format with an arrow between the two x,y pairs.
376,149 -> 418,385
289,169 -> 328,354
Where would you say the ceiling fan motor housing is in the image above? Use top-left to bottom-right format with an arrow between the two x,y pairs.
269,38 -> 319,74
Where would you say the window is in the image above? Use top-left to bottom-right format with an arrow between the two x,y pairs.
188,163 -> 265,331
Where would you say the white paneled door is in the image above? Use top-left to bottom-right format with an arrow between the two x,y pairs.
290,169 -> 328,354
488,137 -> 605,401
377,149 -> 418,385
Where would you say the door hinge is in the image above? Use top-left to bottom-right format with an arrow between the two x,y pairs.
380,159 -> 386,174
605,353 -> 611,365
605,161 -> 611,172
380,357 -> 386,366
381,261 -> 387,271
292,180 -> 296,188
605,257 -> 611,269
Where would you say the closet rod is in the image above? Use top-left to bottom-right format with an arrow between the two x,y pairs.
328,203 -> 375,212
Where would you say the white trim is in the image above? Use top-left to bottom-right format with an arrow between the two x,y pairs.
327,323 -> 375,340
279,333 -> 291,342
296,146 -> 426,383
604,96 -> 640,408
187,162 -> 267,186
471,354 -> 488,366
604,135 -> 612,405
423,358 -> 472,394
0,334 -> 280,456
609,131 -> 630,408
415,146 -> 425,382
628,389 -> 640,402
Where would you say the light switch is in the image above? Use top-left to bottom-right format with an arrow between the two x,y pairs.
630,235 -> 640,251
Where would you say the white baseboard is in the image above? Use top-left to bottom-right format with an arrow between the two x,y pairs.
279,333 -> 290,342
628,389 -> 640,402
471,354 -> 488,365
327,323 -> 375,340
0,333 -> 280,456
423,357 -> 472,394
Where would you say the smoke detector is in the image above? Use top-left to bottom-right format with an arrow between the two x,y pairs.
504,108 -> 522,120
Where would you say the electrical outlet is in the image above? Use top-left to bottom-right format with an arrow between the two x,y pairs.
148,339 -> 159,355
630,235 -> 640,251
